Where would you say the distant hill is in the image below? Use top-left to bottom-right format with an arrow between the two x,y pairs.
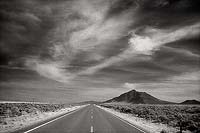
105,90 -> 173,104
181,100 -> 200,105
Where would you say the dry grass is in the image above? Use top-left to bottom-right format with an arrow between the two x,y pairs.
0,102 -> 77,133
100,103 -> 200,133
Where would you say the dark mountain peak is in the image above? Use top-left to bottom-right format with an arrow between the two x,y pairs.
106,89 -> 172,104
129,89 -> 137,93
181,100 -> 200,104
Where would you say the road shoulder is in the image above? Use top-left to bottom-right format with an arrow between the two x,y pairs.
96,105 -> 178,133
1,105 -> 87,133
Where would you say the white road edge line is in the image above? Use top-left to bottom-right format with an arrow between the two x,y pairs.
24,106 -> 86,133
90,126 -> 94,133
95,105 -> 147,133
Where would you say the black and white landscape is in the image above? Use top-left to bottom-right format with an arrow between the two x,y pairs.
0,0 -> 200,133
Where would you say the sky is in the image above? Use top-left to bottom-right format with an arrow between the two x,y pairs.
0,0 -> 200,103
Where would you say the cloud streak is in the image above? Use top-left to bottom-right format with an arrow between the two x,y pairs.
129,23 -> 200,55
25,58 -> 75,83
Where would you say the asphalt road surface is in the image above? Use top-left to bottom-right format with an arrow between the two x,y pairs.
15,105 -> 146,133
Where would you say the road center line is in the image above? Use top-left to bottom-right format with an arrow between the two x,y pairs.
91,115 -> 93,119
90,126 -> 94,133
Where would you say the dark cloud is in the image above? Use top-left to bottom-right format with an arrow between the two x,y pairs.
105,0 -> 137,18
153,46 -> 200,72
0,0 -> 58,66
131,0 -> 200,29
166,37 -> 200,55
0,67 -> 39,81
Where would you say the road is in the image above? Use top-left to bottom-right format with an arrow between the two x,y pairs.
15,105 -> 146,133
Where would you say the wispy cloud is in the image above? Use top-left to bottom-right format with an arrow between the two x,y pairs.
25,58 -> 75,83
69,0 -> 134,52
123,82 -> 138,90
169,71 -> 200,82
129,23 -> 200,55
